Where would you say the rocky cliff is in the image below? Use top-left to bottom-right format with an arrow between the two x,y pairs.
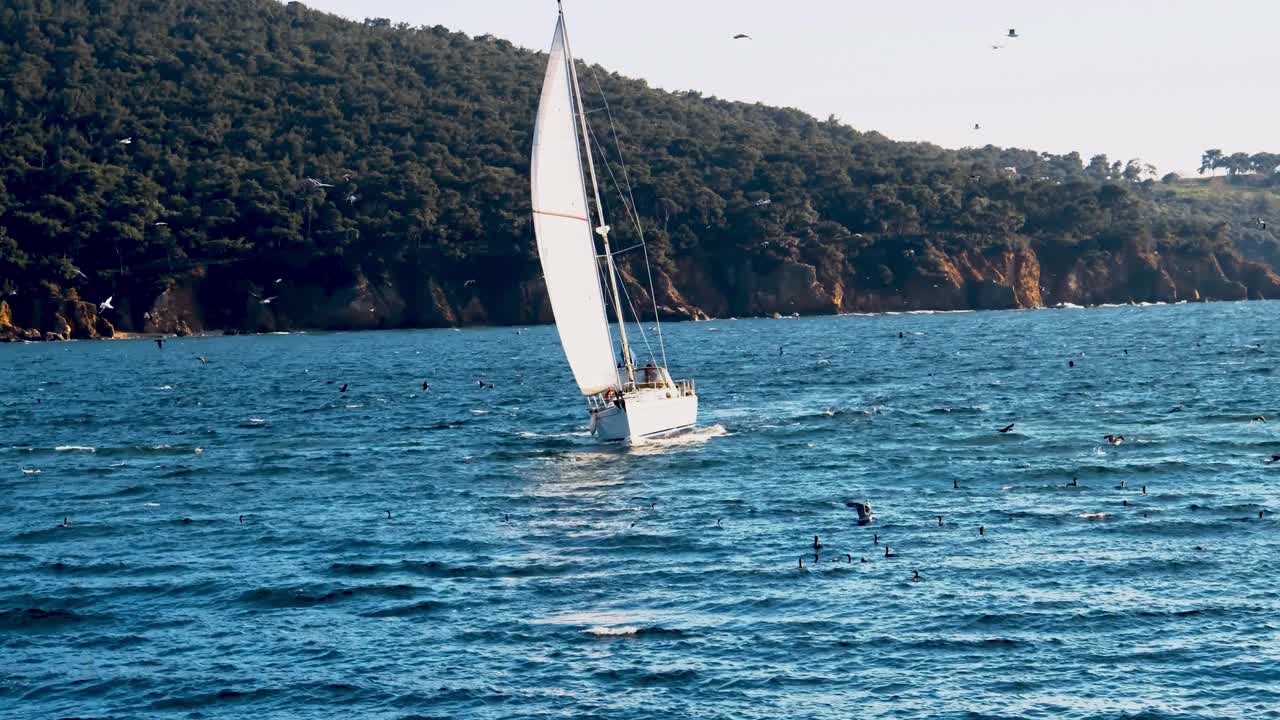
5,236 -> 1276,342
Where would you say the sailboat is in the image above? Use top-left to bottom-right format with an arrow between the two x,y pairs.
530,2 -> 698,444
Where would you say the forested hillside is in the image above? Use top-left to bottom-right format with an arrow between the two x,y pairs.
1,0 -> 1278,340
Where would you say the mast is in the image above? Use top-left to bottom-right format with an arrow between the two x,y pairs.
559,2 -> 635,386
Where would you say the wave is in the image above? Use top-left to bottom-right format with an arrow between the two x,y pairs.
55,445 -> 95,452
0,607 -> 106,630
238,583 -> 417,609
584,625 -> 689,638
361,600 -> 448,618
329,559 -> 575,580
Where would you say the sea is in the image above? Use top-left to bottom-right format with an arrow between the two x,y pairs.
1,301 -> 1278,720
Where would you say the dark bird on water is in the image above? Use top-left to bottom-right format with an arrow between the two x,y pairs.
1142,485 -> 1147,495
846,553 -> 852,563
913,569 -> 921,583
998,423 -> 1015,433
1104,434 -> 1124,445
1007,28 -> 1019,37
974,123 -> 981,130
1268,455 -> 1280,463
874,533 -> 879,545
1252,416 -> 1266,423
1116,480 -> 1126,489
477,380 -> 495,390
798,557 -> 804,570
936,515 -> 943,527
1068,360 -> 1075,368
386,510 -> 391,519
239,515 -> 244,524
505,513 -> 510,524
979,525 -> 985,536
155,338 -> 164,349
62,516 -> 68,528
953,478 -> 959,489
884,545 -> 896,558
339,383 -> 348,393
1069,477 -> 1078,487
898,331 -> 904,339
422,381 -> 430,391
733,33 -> 752,40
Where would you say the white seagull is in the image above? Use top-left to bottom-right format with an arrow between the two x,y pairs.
71,267 -> 88,279
154,221 -> 168,227
99,296 -> 114,311
20,467 -> 41,475
118,137 -> 133,145
753,198 -> 772,207
307,177 -> 333,188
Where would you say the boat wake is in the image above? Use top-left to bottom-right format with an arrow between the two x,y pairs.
629,424 -> 727,451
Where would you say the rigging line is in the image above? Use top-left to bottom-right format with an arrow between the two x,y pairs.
582,64 -> 669,368
582,118 -> 657,365
598,242 -> 646,258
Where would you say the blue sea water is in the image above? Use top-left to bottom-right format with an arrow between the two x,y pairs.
2,302 -> 1279,720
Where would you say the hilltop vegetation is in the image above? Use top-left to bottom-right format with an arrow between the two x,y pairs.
0,0 -> 1277,339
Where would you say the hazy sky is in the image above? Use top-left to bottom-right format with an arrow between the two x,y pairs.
297,0 -> 1277,175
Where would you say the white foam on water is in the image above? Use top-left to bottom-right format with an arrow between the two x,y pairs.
55,446 -> 95,452
585,626 -> 640,636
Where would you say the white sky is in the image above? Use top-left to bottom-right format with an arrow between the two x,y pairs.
296,0 -> 1278,175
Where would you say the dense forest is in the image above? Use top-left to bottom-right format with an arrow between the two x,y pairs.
0,0 -> 1278,340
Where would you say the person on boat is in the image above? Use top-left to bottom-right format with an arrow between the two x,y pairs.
643,362 -> 658,384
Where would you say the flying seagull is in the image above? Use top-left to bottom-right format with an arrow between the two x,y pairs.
71,267 -> 88,279
733,33 -> 751,40
98,296 -> 114,311
274,278 -> 284,284
1007,28 -> 1019,38
118,137 -> 133,145
154,221 -> 168,227
463,279 -> 477,287
753,198 -> 772,207
998,423 -> 1015,433
306,177 -> 333,188
249,292 -> 277,305
346,194 -> 359,204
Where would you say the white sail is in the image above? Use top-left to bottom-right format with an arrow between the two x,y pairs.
531,18 -> 619,396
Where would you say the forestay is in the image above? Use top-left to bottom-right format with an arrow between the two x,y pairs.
531,18 -> 619,396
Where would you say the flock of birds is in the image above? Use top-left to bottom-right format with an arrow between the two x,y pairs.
782,331 -> 1277,583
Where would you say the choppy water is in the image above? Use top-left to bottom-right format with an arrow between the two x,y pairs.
2,302 -> 1279,719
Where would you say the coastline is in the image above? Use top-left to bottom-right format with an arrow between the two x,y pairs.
3,296 -> 1268,344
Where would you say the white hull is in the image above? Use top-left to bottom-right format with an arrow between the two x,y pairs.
590,389 -> 698,444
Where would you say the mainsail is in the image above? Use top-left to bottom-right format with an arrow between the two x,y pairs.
531,18 -> 619,396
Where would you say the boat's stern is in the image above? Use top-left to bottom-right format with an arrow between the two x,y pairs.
588,371 -> 698,443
